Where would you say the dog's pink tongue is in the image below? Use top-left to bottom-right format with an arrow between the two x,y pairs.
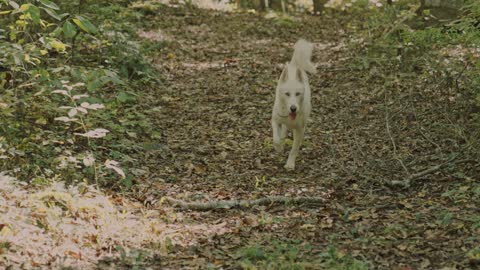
289,112 -> 296,120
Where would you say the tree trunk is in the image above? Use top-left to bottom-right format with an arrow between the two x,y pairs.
416,0 -> 426,15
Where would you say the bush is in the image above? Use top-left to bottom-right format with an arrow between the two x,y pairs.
0,0 -> 155,187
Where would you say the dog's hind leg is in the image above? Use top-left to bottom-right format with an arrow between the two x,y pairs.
284,127 -> 304,170
272,121 -> 284,153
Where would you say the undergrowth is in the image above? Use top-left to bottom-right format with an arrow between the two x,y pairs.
352,0 -> 480,100
0,0 -> 163,188
237,241 -> 370,270
342,0 -> 480,150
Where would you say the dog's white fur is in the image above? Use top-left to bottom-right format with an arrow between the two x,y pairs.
272,39 -> 315,170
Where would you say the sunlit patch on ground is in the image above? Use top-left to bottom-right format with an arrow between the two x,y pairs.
153,0 -> 234,11
0,173 -> 230,269
137,29 -> 173,42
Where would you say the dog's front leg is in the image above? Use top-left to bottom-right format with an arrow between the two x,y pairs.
272,120 -> 284,153
284,127 -> 304,170
280,124 -> 287,141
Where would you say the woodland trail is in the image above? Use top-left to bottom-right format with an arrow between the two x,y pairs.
123,5 -> 478,269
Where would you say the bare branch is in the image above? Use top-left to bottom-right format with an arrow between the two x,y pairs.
384,88 -> 410,175
162,196 -> 325,211
388,157 -> 475,188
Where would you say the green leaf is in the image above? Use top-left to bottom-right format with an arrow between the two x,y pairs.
49,39 -> 66,52
63,20 -> 77,38
117,92 -> 136,103
104,70 -> 124,84
39,0 -> 59,10
87,79 -> 103,92
51,26 -> 62,37
122,175 -> 134,189
25,4 -> 41,24
72,15 -> 98,34
40,7 -> 60,21
19,3 -> 29,11
13,54 -> 21,65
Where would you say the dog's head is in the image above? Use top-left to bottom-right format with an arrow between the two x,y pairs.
277,63 -> 306,120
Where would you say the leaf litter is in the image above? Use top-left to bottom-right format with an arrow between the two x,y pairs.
130,3 -> 480,269
0,173 -> 230,269
2,1 -> 480,269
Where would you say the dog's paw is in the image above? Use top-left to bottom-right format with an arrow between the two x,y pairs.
284,162 -> 295,171
273,142 -> 284,153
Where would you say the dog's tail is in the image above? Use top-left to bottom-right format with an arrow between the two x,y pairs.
291,39 -> 316,73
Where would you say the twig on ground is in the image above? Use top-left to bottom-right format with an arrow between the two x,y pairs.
161,196 -> 325,211
316,66 -> 357,72
384,88 -> 410,175
454,62 -> 469,91
388,157 -> 474,188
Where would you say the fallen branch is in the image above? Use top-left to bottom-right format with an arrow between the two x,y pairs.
162,196 -> 324,211
316,66 -> 358,72
384,90 -> 410,175
388,157 -> 474,188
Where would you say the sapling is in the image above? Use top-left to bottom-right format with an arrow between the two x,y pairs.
52,80 -> 125,184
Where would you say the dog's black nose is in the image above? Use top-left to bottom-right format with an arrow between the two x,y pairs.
290,105 -> 297,112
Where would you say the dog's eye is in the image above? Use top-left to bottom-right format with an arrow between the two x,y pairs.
285,93 -> 290,97
295,92 -> 301,96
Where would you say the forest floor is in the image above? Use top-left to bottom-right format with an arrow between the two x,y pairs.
102,2 -> 480,269
112,3 -> 480,269
3,2 -> 480,270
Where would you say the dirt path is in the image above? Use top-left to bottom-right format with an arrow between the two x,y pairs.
123,5 -> 478,269
143,7 -> 348,200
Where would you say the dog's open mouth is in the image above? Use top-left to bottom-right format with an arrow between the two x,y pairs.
289,112 -> 297,120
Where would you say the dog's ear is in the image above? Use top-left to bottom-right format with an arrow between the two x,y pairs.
296,68 -> 303,83
280,63 -> 288,83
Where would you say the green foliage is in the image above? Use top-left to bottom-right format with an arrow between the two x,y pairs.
238,241 -> 308,270
441,181 -> 480,204
115,246 -> 148,270
237,241 -> 370,270
0,241 -> 11,251
319,246 -> 370,270
72,15 -> 98,34
350,0 -> 480,110
0,0 -> 157,188
466,248 -> 480,262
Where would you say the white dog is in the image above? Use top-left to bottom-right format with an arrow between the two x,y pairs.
272,39 -> 316,170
